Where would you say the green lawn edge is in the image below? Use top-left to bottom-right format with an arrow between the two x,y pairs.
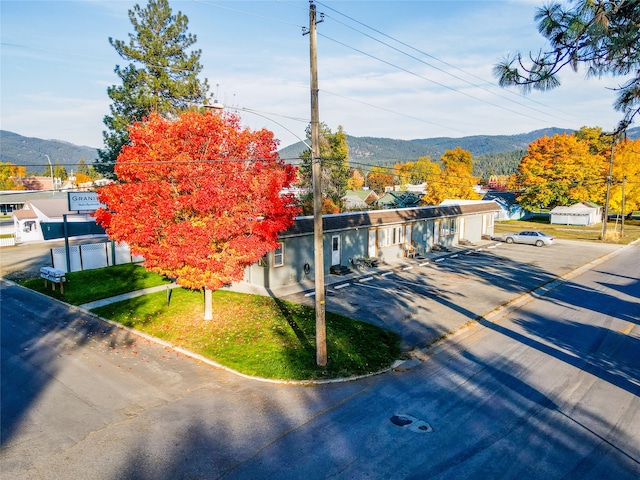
90,288 -> 402,381
18,263 -> 402,381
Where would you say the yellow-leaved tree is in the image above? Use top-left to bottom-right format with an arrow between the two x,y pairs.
515,134 -> 606,210
428,147 -> 479,204
610,139 -> 640,215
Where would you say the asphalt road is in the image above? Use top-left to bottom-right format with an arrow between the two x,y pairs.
281,238 -> 623,350
1,242 -> 638,479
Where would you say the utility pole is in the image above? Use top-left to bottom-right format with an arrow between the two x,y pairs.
621,174 -> 626,238
600,132 -> 616,240
307,1 -> 326,366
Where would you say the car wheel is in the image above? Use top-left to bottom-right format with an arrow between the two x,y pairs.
505,237 -> 514,244
535,240 -> 544,247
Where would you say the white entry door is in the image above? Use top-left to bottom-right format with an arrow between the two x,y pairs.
331,235 -> 341,265
368,229 -> 377,258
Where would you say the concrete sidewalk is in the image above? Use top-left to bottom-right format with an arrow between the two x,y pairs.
79,283 -> 182,310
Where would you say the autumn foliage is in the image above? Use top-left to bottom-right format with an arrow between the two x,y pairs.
95,110 -> 299,291
514,133 -> 607,210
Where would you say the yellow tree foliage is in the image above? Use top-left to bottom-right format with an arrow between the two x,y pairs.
573,126 -> 610,156
347,169 -> 365,190
441,147 -> 473,172
395,156 -> 437,186
74,173 -> 93,185
421,148 -> 479,205
0,162 -> 26,190
515,134 -> 606,210
439,163 -> 480,201
610,139 -> 640,215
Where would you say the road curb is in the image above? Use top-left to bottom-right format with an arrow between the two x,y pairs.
401,238 -> 640,366
3,238 -> 637,384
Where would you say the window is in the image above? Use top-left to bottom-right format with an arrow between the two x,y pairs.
378,226 -> 404,248
441,220 -> 450,236
378,228 -> 391,248
23,221 -> 36,233
273,242 -> 284,267
440,218 -> 457,237
392,226 -> 404,245
258,255 -> 268,267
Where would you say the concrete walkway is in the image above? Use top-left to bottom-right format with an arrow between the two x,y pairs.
79,283 -> 182,310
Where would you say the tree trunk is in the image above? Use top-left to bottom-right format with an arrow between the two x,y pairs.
204,287 -> 213,321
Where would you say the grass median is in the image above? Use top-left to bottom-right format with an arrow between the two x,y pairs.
91,288 -> 401,380
20,264 -> 401,381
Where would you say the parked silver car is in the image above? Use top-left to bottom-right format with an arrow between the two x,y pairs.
504,230 -> 555,247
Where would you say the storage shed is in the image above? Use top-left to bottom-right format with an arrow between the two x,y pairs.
550,202 -> 602,226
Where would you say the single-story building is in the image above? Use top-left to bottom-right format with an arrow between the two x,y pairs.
550,202 -> 602,226
482,191 -> 530,221
242,202 -> 500,289
342,189 -> 379,211
12,197 -> 105,243
375,191 -> 422,209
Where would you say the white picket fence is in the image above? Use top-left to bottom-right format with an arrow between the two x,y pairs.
0,235 -> 16,247
51,242 -> 145,272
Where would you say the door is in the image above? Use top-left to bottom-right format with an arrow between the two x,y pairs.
331,235 -> 341,265
434,221 -> 440,245
368,229 -> 377,258
404,224 -> 412,246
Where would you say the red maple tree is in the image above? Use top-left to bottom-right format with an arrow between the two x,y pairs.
95,110 -> 299,318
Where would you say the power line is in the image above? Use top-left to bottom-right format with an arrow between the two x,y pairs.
318,32 -> 555,126
315,4 -> 574,124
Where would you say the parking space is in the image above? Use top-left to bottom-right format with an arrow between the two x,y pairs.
281,239 -> 623,350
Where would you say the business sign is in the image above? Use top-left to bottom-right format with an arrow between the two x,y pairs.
68,192 -> 105,212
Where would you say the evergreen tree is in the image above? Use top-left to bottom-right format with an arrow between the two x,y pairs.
297,123 -> 350,214
96,0 -> 209,178
76,158 -> 90,176
54,161 -> 67,181
494,1 -> 640,131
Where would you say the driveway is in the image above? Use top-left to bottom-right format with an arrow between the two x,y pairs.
281,239 -> 623,350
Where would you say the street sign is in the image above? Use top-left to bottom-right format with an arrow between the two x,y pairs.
67,192 -> 105,212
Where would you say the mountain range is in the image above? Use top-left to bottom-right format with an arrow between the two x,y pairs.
279,126 -> 640,163
0,130 -> 99,174
2,126 -> 638,176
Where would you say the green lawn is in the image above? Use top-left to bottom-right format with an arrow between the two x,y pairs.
20,263 -> 401,380
493,217 -> 640,244
91,288 -> 401,380
20,263 -> 171,305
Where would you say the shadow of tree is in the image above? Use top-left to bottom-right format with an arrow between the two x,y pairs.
1,281 -> 125,445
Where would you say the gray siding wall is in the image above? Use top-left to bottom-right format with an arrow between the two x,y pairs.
241,207 -> 498,288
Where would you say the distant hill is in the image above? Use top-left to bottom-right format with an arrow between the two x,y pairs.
0,130 -> 99,174
279,126 -> 640,164
2,125 -> 638,177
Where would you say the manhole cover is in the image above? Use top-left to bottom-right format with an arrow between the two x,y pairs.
389,414 -> 433,433
390,415 -> 413,426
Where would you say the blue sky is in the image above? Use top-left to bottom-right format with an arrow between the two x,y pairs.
1,0 -> 632,154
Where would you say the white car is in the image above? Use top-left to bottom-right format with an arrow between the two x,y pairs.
504,230 -> 555,247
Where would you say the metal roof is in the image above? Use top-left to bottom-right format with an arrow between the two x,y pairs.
282,203 -> 499,237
